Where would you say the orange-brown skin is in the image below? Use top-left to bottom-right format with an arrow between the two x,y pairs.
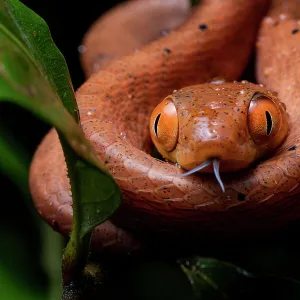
81,0 -> 191,77
29,0 -> 300,254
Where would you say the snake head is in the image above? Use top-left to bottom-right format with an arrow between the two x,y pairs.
149,81 -> 289,177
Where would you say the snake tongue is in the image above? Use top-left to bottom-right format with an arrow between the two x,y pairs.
212,158 -> 225,192
179,158 -> 225,193
180,159 -> 212,177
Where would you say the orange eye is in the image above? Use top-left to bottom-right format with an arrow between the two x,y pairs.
150,97 -> 179,152
247,94 -> 282,145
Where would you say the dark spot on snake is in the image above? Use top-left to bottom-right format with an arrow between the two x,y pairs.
287,145 -> 297,151
291,28 -> 299,35
199,24 -> 208,31
164,48 -> 171,54
273,21 -> 279,27
238,193 -> 246,201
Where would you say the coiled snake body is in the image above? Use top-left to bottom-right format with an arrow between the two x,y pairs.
30,0 -> 300,253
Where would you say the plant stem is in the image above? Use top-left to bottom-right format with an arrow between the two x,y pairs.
58,135 -> 92,285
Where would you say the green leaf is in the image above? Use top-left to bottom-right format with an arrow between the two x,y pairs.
0,0 -> 122,236
0,20 -> 104,172
179,257 -> 253,299
0,0 -> 122,285
179,257 -> 300,299
111,257 -> 300,300
75,161 -> 121,238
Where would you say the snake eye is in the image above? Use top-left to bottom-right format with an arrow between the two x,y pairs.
247,93 -> 283,145
150,97 -> 178,152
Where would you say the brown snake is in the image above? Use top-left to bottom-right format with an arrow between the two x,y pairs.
29,0 -> 300,254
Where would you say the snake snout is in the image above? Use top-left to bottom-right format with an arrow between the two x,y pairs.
175,120 -> 257,173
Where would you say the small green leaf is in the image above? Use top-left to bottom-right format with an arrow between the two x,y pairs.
75,161 -> 121,238
179,257 -> 300,299
179,257 -> 254,299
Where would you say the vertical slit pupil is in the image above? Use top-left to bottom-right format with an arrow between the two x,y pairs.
154,113 -> 161,138
265,111 -> 273,135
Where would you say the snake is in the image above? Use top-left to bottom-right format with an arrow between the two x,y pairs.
29,0 -> 300,254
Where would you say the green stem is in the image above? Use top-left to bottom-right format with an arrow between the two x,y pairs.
58,135 -> 91,285
62,227 -> 91,286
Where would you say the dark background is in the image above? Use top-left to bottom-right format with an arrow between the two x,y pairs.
1,1 -> 299,299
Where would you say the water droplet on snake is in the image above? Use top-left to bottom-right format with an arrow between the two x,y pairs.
264,16 -> 274,24
279,14 -> 287,20
87,108 -> 96,116
120,132 -> 126,139
279,102 -> 287,111
161,30 -> 169,36
211,78 -> 224,84
263,67 -> 273,76
78,45 -> 86,53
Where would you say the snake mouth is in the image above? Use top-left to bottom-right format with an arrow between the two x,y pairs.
179,158 -> 225,192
